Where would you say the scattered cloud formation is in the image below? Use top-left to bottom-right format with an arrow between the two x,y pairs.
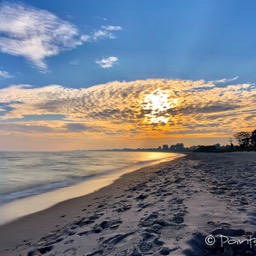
0,2 -> 122,72
0,79 -> 255,141
92,30 -> 114,40
96,56 -> 118,68
0,70 -> 13,79
82,25 -> 123,42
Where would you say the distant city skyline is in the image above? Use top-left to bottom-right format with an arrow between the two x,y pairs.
0,1 -> 256,151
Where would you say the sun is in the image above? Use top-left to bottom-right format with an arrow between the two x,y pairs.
142,90 -> 178,124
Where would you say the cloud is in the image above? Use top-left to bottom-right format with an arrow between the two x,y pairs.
0,2 -> 84,72
0,3 -> 122,72
213,76 -> 239,84
0,79 -> 255,139
0,123 -> 56,134
96,56 -> 118,68
81,25 -> 123,42
65,123 -> 102,133
92,30 -> 115,40
69,59 -> 79,66
101,25 -> 122,31
0,70 -> 13,78
80,34 -> 91,42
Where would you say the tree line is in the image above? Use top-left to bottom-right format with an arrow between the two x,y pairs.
234,129 -> 256,148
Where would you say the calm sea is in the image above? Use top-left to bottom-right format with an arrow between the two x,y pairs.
0,151 -> 180,205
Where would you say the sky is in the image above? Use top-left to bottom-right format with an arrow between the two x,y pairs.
0,0 -> 256,151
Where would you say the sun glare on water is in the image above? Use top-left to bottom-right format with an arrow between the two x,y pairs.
142,90 -> 178,124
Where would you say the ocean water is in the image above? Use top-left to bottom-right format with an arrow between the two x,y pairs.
0,151 -> 180,205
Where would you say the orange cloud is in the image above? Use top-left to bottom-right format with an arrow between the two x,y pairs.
0,79 -> 255,147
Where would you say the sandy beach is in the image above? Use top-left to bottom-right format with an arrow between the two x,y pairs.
0,152 -> 256,256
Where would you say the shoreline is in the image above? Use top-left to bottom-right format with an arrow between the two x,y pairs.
1,152 -> 256,255
0,155 -> 185,254
0,153 -> 184,227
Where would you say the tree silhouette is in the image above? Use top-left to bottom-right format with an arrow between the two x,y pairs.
251,129 -> 256,147
234,132 -> 251,148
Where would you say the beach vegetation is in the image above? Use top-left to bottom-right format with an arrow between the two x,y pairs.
234,129 -> 256,149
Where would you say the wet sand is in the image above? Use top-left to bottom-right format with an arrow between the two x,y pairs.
1,152 -> 256,255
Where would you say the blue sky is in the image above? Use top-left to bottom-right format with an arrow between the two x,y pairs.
0,0 -> 256,150
1,0 -> 256,88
